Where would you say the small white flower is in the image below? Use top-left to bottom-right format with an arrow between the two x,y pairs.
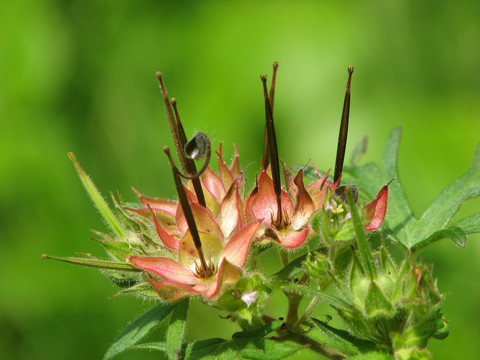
241,290 -> 259,308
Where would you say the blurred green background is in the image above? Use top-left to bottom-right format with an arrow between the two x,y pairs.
1,1 -> 479,359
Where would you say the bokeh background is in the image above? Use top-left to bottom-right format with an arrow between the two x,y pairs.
1,1 -> 479,359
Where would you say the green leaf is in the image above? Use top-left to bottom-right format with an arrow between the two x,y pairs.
311,318 -> 375,356
347,352 -> 394,360
281,283 -> 350,307
271,254 -> 307,283
233,321 -> 283,340
41,254 -> 141,272
69,152 -> 127,239
167,299 -> 189,360
346,187 -> 376,280
407,142 -> 480,249
411,226 -> 466,252
238,339 -> 301,360
104,302 -> 175,359
233,322 -> 301,360
184,338 -> 236,360
453,213 -> 480,234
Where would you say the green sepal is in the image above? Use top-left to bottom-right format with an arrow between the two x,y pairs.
364,281 -> 395,318
333,306 -> 371,339
311,318 -> 375,356
104,302 -> 176,359
379,243 -> 397,278
304,251 -> 331,279
68,152 -> 127,239
112,282 -> 159,299
103,270 -> 139,288
91,235 -> 133,261
41,254 -> 141,272
394,347 -> 431,360
166,299 -> 189,360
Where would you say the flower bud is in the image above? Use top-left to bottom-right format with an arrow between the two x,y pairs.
304,251 -> 331,279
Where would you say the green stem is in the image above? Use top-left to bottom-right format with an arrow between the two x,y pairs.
295,296 -> 320,328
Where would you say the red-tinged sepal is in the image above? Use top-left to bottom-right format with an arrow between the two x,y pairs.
204,258 -> 243,299
176,194 -> 223,240
128,256 -> 198,284
224,220 -> 261,267
151,209 -> 180,251
217,174 -> 244,238
229,144 -> 240,177
201,167 -> 226,204
131,187 -> 177,218
291,169 -> 315,230
217,143 -> 234,191
250,170 -> 294,227
280,227 -> 309,249
364,184 -> 389,232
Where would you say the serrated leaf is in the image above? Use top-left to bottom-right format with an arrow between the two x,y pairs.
104,302 -> 175,359
68,152 -> 127,239
167,299 -> 189,360
233,321 -> 301,360
184,338 -> 235,360
233,321 -> 283,340
238,339 -> 301,360
41,254 -> 141,272
407,142 -> 480,249
311,318 -> 375,356
281,283 -> 350,307
271,254 -> 307,282
410,226 -> 466,251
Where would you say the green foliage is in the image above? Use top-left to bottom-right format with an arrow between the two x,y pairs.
104,302 -> 176,359
342,127 -> 480,251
